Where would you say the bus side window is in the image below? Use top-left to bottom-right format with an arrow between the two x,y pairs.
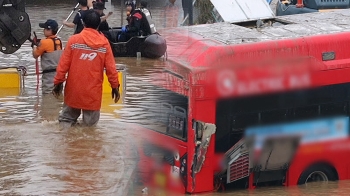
228,113 -> 260,148
232,113 -> 260,129
260,109 -> 288,124
160,102 -> 173,123
292,105 -> 320,121
320,102 -> 348,117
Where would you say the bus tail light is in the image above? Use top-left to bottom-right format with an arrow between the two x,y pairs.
180,153 -> 188,187
174,151 -> 180,161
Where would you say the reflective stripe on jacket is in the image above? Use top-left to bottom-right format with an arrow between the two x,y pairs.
54,28 -> 119,111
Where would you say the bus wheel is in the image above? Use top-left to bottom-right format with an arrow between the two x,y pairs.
298,164 -> 338,185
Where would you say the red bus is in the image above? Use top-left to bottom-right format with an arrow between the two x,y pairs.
134,10 -> 350,194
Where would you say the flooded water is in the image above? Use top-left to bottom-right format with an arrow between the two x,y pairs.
1,1 -> 350,195
198,181 -> 350,196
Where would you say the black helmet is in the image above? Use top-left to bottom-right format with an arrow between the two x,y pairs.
125,1 -> 135,11
125,1 -> 133,6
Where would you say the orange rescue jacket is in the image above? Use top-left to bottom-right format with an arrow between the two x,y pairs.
54,28 -> 119,111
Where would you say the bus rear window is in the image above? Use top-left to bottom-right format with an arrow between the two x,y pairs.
144,87 -> 188,140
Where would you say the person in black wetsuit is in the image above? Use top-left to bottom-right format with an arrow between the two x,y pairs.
118,1 -> 143,42
63,0 -> 89,34
93,1 -> 110,32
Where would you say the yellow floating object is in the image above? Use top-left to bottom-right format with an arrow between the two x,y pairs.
0,68 -> 21,88
102,68 -> 125,94
0,88 -> 20,97
101,67 -> 126,118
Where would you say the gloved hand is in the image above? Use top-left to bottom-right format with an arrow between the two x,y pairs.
121,26 -> 128,33
52,83 -> 63,98
112,86 -> 120,103
29,32 -> 40,48
30,39 -> 41,48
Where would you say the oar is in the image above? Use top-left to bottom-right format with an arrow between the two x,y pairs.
33,31 -> 40,89
56,3 -> 80,36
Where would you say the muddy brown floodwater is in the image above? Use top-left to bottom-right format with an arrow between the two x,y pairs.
1,1 -> 350,196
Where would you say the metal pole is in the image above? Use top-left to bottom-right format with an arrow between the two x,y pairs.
180,0 -> 196,26
121,0 -> 124,26
56,3 -> 80,36
188,0 -> 193,25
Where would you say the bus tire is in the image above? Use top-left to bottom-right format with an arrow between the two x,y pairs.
297,164 -> 338,185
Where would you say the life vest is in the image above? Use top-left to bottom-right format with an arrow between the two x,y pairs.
135,8 -> 157,35
41,37 -> 63,73
40,37 -> 63,94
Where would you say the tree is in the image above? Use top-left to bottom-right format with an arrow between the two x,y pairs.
194,0 -> 214,24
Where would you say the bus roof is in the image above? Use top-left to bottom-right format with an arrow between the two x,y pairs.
189,10 -> 349,44
163,9 -> 350,69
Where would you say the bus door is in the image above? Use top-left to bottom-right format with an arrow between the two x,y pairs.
244,124 -> 301,186
224,129 -> 300,186
192,120 -> 216,173
190,120 -> 216,191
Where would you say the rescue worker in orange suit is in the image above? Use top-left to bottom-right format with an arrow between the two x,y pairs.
32,19 -> 63,94
52,10 -> 120,127
118,1 -> 143,42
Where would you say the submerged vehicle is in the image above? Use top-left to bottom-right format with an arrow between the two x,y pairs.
211,0 -> 350,21
132,8 -> 350,194
276,0 -> 318,16
275,0 -> 350,16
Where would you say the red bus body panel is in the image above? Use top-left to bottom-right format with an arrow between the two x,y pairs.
136,10 -> 350,194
